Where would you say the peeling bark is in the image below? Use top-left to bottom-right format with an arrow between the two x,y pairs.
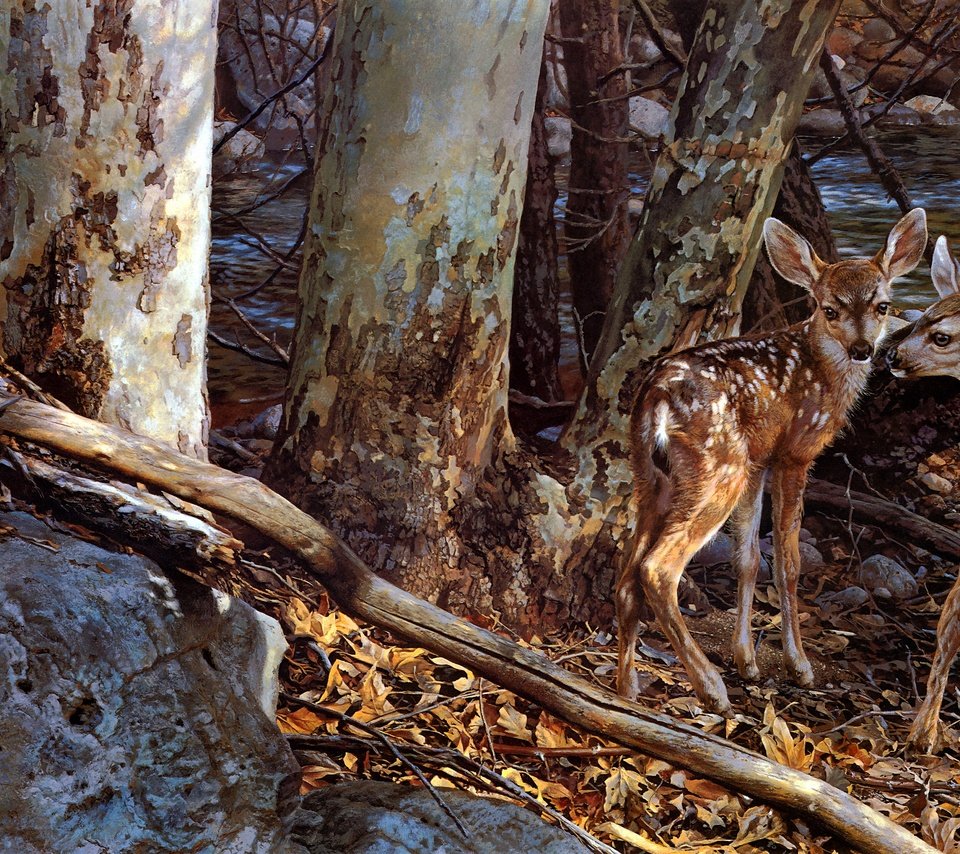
0,1 -> 215,458
264,1 -> 551,607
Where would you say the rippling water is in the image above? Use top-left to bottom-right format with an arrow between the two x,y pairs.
208,129 -> 960,410
808,127 -> 960,309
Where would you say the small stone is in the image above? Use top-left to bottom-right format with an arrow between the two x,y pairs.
920,471 -> 953,495
799,542 -> 825,570
694,531 -> 733,566
860,555 -> 919,600
816,586 -> 870,610
629,96 -> 670,141
862,18 -> 896,42
918,425 -> 937,443
927,453 -> 947,467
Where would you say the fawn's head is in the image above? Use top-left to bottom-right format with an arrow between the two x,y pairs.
887,235 -> 960,380
763,209 -> 927,363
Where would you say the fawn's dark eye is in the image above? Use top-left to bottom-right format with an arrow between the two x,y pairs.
877,302 -> 889,315
934,332 -> 951,347
823,306 -> 838,321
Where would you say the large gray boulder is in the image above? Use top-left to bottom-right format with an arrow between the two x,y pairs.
0,510 -> 301,853
291,781 -> 588,853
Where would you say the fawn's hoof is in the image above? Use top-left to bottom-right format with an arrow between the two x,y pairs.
906,717 -> 942,755
789,659 -> 814,687
617,670 -> 640,703
736,660 -> 761,682
695,673 -> 732,717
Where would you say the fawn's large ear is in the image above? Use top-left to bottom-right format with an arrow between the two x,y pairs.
877,208 -> 927,281
763,218 -> 825,292
931,235 -> 960,298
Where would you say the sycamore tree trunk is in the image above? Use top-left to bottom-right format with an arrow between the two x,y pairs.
558,0 -> 631,362
264,1 -> 552,608
0,1 -> 214,458
267,0 -> 839,629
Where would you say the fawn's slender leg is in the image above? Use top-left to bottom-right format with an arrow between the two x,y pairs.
730,468 -> 767,681
771,462 -> 814,686
637,469 -> 748,713
616,523 -> 652,701
639,525 -> 731,713
907,575 -> 960,753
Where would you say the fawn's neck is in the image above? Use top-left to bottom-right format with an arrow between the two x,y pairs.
801,318 -> 875,414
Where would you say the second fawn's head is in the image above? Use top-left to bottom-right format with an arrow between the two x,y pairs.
763,208 -> 927,364
888,235 -> 960,380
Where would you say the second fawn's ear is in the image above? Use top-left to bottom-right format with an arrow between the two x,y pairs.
877,207 -> 927,281
763,218 -> 825,292
931,235 -> 960,298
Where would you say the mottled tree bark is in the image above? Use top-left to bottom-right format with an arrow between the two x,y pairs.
558,0 -> 631,361
266,0 -> 840,630
510,56 -> 563,402
581,0 -> 841,413
264,1 -> 551,607
0,1 -> 214,459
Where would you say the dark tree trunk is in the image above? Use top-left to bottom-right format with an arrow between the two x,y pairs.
510,57 -> 563,402
558,0 -> 631,362
743,145 -> 838,332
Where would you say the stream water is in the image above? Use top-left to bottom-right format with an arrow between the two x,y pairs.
208,128 -> 960,417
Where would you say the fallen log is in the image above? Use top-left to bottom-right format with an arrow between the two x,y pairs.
806,477 -> 960,559
0,394 -> 935,854
0,450 -> 241,576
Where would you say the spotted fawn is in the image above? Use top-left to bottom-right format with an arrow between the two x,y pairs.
887,235 -> 960,751
617,209 -> 927,713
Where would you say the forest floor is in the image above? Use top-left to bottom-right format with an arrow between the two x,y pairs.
210,378 -> 960,854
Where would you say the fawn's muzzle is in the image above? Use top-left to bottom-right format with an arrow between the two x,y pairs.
848,341 -> 873,362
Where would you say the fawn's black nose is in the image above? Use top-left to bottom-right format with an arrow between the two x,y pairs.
848,341 -> 873,362
886,347 -> 902,369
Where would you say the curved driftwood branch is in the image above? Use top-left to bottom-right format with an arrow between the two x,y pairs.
0,395 -> 934,854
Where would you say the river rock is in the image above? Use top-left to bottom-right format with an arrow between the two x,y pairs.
828,26 -> 862,60
290,781 -> 588,853
213,120 -> 266,177
816,585 -> 870,611
861,18 -> 896,43
862,102 -> 922,128
251,403 -> 284,440
0,510 -> 301,853
905,94 -> 958,115
799,541 -> 825,570
544,116 -> 572,159
694,530 -> 734,566
629,96 -> 671,141
920,471 -> 953,495
797,108 -> 846,136
859,554 -> 919,600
